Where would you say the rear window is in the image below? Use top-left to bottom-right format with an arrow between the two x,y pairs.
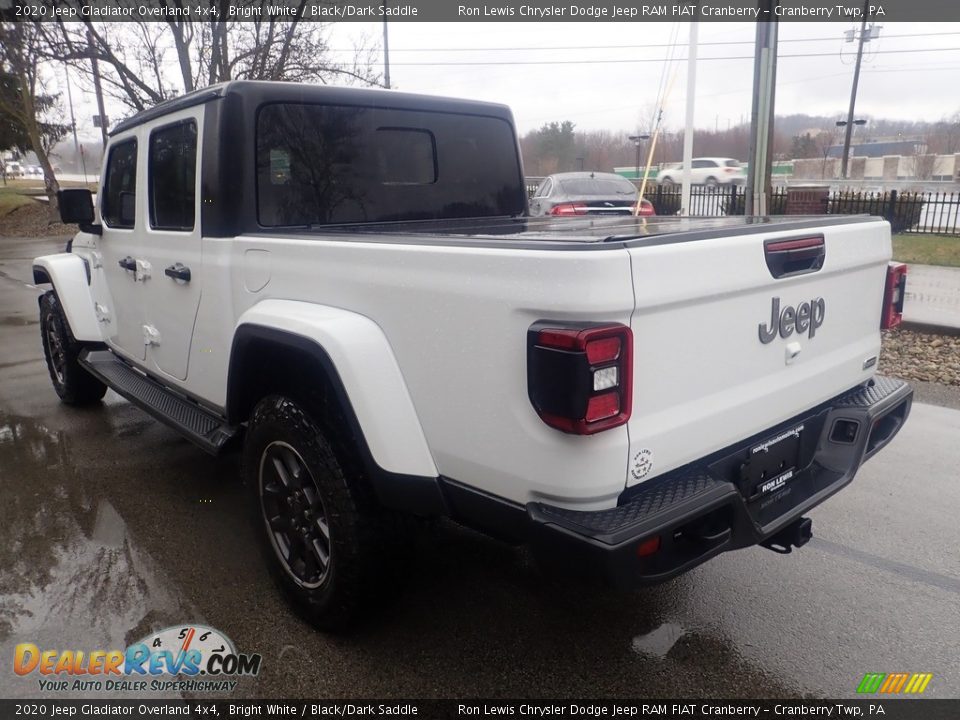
724,160 -> 741,168
558,178 -> 637,196
149,120 -> 197,231
256,103 -> 524,227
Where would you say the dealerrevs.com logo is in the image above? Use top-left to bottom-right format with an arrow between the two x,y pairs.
14,625 -> 261,693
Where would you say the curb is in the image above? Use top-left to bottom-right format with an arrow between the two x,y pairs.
899,320 -> 960,338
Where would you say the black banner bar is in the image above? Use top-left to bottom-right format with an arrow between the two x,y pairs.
6,0 -> 960,23
2,700 -> 960,720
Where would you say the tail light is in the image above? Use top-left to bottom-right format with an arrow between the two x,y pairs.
549,203 -> 588,216
527,322 -> 633,435
634,199 -> 655,217
881,262 -> 907,330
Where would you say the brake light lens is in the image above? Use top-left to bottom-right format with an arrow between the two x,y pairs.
585,336 -> 621,364
527,322 -> 633,435
549,202 -> 588,216
634,199 -> 655,217
881,262 -> 907,330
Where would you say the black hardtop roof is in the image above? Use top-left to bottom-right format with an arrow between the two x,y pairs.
109,80 -> 516,136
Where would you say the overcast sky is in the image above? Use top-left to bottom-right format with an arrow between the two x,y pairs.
335,20 -> 960,134
59,21 -> 960,140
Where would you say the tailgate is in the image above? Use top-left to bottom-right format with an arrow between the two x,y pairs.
625,219 -> 891,488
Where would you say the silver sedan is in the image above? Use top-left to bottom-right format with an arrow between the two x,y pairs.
529,172 -> 655,217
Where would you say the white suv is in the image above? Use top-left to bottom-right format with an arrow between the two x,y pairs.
658,157 -> 745,187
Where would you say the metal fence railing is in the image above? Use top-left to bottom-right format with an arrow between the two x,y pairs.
524,179 -> 960,236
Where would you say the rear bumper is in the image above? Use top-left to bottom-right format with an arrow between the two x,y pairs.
525,376 -> 912,587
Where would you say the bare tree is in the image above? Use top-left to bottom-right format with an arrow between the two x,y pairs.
927,111 -> 960,156
0,22 -> 69,218
816,130 -> 839,180
908,151 -> 937,181
43,10 -> 382,116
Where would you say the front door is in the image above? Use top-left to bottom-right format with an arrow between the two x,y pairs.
95,138 -> 146,361
137,110 -> 203,381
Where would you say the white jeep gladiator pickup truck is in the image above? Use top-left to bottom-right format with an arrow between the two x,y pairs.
35,81 -> 912,629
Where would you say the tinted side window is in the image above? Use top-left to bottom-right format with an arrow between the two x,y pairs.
102,140 -> 137,228
256,103 -> 524,227
692,159 -> 711,169
149,121 -> 197,231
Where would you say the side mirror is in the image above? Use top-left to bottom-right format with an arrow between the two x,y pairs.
58,188 -> 94,224
58,189 -> 101,235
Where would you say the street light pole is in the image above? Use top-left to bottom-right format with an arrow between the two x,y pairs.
681,19 -> 698,217
628,134 -> 650,183
87,29 -> 109,149
62,64 -> 88,183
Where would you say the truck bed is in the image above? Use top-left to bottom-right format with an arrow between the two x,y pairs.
266,214 -> 879,248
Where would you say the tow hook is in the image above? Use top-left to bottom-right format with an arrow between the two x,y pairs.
761,517 -> 813,555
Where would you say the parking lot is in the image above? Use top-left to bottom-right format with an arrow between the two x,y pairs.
1,235 -> 959,700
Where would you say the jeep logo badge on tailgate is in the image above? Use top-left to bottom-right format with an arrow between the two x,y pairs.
759,297 -> 825,344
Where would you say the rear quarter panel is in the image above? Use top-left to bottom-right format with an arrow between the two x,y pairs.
188,236 -> 637,509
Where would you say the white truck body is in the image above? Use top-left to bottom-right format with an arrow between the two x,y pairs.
35,82 -> 912,625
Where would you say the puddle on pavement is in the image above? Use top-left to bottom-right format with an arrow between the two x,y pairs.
631,622 -> 686,658
0,315 -> 38,326
0,412 -> 200,697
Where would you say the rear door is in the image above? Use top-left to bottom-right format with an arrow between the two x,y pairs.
137,109 -> 203,381
691,159 -> 713,184
624,220 -> 890,488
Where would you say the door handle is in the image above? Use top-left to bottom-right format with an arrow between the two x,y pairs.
164,263 -> 191,282
118,256 -> 137,271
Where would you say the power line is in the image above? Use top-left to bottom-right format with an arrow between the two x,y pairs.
384,47 -> 960,67
326,31 -> 960,54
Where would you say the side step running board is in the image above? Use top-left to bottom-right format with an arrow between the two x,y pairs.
79,349 -> 240,455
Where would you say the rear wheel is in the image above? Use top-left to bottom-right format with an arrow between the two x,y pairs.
243,394 -> 401,631
660,177 -> 675,188
704,176 -> 719,190
39,291 -> 107,405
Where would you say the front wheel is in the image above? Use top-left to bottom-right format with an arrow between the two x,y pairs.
39,291 -> 107,405
242,394 -> 401,631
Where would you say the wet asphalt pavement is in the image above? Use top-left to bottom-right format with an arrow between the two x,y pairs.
1,236 -> 959,701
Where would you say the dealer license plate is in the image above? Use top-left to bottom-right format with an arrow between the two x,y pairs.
740,423 -> 804,501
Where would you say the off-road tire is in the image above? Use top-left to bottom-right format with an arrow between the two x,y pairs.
243,394 -> 402,632
39,290 -> 107,405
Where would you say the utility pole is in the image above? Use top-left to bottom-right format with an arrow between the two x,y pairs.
382,19 -> 391,89
681,19 -> 698,217
840,0 -> 872,180
62,64 -> 87,183
745,1 -> 779,216
87,29 -> 109,149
